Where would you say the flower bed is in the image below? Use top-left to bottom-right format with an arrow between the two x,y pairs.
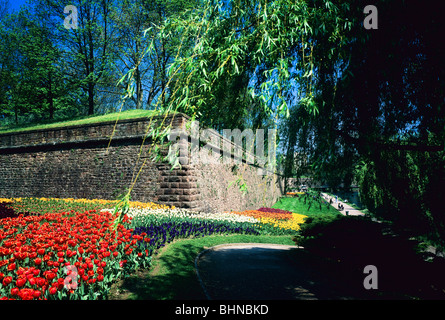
0,210 -> 150,300
229,208 -> 307,232
230,209 -> 292,221
257,207 -> 293,214
125,207 -> 306,237
119,208 -> 262,252
122,208 -> 260,224
286,192 -> 304,197
0,198 -> 308,300
0,197 -> 171,216
133,221 -> 260,253
257,213 -> 307,231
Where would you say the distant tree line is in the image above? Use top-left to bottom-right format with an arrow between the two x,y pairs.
0,0 -> 200,126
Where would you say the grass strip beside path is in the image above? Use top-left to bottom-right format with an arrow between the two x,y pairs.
108,234 -> 294,300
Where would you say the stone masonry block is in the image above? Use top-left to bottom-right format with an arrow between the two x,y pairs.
178,182 -> 196,189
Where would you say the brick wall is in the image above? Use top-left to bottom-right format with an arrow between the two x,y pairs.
0,113 -> 283,212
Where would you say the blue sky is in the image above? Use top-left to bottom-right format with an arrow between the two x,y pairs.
8,0 -> 28,12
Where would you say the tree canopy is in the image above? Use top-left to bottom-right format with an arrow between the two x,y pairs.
0,0 -> 444,246
140,0 -> 445,245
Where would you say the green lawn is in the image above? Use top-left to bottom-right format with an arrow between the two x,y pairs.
272,196 -> 341,219
0,109 -> 162,134
108,234 -> 294,300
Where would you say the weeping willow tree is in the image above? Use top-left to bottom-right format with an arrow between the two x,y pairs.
280,0 -> 445,247
114,0 -> 445,249
113,0 -> 445,250
110,0 -> 354,226
156,0 -> 354,123
150,0 -> 445,248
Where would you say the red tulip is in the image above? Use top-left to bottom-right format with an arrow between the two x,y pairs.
0,206 -> 151,300
36,277 -> 46,287
2,276 -> 12,286
45,271 -> 56,281
16,277 -> 26,288
19,289 -> 34,300
33,290 -> 41,299
10,287 -> 19,296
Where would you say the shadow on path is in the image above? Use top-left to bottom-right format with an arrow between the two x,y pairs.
196,243 -> 371,300
196,240 -> 445,300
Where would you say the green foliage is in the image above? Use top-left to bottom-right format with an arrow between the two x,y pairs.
1,0 -> 443,249
293,214 -> 344,247
0,8 -> 81,125
355,145 -> 445,248
293,215 -> 388,261
278,0 -> 445,247
111,0 -> 201,110
227,176 -> 248,194
139,0 -> 352,129
112,192 -> 131,231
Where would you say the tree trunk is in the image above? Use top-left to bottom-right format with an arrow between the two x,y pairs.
88,81 -> 94,115
48,70 -> 54,119
87,4 -> 95,115
135,65 -> 142,109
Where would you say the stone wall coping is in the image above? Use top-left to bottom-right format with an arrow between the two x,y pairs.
0,134 -> 148,154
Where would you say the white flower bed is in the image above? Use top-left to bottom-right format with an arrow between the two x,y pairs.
102,207 -> 259,224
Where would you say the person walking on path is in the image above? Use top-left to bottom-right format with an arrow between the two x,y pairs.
321,193 -> 364,216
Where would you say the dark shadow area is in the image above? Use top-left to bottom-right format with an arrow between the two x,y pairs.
295,217 -> 445,299
111,217 -> 445,300
0,202 -> 30,219
109,243 -> 207,300
196,244 -> 377,300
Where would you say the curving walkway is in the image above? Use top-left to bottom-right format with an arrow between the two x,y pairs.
321,193 -> 365,216
195,243 -> 363,300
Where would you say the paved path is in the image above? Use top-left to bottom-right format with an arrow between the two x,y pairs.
195,243 -> 359,300
321,193 -> 365,216
194,198 -> 368,300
